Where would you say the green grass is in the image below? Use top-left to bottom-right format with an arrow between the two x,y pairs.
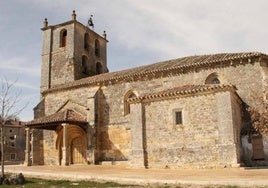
0,178 -> 266,188
0,178 -> 135,188
204,186 -> 240,188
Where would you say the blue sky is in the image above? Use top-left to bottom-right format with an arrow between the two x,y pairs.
1,0 -> 268,121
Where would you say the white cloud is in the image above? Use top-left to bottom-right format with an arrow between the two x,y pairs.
103,0 -> 268,58
0,56 -> 40,77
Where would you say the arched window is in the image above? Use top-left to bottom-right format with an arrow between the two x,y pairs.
60,29 -> 67,47
211,77 -> 220,84
95,39 -> 100,57
96,62 -> 102,74
84,33 -> 90,51
205,73 -> 221,84
124,90 -> 137,115
82,56 -> 89,75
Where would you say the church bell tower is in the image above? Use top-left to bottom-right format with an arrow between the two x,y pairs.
40,10 -> 108,93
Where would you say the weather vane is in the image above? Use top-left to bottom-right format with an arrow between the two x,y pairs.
88,14 -> 94,30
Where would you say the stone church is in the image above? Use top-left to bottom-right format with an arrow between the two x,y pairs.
25,11 -> 268,168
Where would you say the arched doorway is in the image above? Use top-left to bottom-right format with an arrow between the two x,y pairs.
56,124 -> 88,165
71,136 -> 87,164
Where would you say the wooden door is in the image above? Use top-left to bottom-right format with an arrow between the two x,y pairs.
252,136 -> 264,160
71,137 -> 86,164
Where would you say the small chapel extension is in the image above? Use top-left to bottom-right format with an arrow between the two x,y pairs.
25,11 -> 268,168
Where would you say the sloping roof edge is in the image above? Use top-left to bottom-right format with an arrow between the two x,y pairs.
25,109 -> 87,127
42,52 -> 266,95
127,84 -> 237,103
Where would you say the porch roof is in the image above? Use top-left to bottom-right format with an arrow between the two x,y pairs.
25,109 -> 88,130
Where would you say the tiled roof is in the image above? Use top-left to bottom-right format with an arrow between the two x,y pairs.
25,109 -> 87,127
43,52 -> 265,94
5,120 -> 25,127
127,84 -> 237,103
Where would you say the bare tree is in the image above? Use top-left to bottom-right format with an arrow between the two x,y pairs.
0,78 -> 27,177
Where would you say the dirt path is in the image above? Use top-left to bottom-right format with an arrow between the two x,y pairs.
5,165 -> 268,187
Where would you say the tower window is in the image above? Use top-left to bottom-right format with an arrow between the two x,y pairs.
84,33 -> 90,51
96,62 -> 102,74
95,39 -> 100,57
60,29 -> 67,47
82,56 -> 89,75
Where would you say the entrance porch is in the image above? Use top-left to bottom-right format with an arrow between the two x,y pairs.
24,109 -> 94,166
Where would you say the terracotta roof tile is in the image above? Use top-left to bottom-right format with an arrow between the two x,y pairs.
127,84 -> 237,103
25,109 -> 87,127
43,52 -> 265,94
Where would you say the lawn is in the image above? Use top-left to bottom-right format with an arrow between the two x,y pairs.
0,178 -> 266,188
0,178 -> 136,188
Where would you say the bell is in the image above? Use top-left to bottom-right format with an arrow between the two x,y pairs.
88,15 -> 94,28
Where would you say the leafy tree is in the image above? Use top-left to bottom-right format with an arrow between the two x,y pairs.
0,78 -> 27,177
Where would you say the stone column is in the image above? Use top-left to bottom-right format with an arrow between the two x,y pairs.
130,103 -> 146,168
86,125 -> 95,164
30,129 -> 34,165
216,92 -> 238,166
24,128 -> 31,166
87,90 -> 98,164
61,123 -> 68,166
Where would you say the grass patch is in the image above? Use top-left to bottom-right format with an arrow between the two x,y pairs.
0,178 -> 136,188
0,178 -> 265,188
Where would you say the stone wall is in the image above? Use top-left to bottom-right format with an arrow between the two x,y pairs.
97,126 -> 131,161
230,91 -> 243,163
94,62 -> 264,164
41,22 -> 75,92
42,130 -> 59,165
215,91 -> 240,166
44,87 -> 90,115
96,62 -> 263,128
128,91 -> 241,168
32,129 -> 44,165
37,59 -> 266,167
96,62 -> 264,123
